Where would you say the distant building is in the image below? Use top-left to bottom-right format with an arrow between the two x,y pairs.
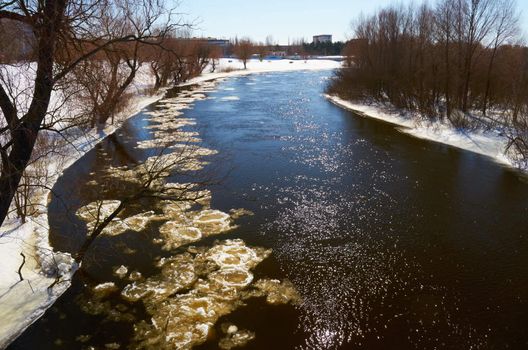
199,38 -> 231,56
269,51 -> 287,58
313,35 -> 332,44
206,38 -> 230,48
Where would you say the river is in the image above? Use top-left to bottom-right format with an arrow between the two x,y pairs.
9,70 -> 528,349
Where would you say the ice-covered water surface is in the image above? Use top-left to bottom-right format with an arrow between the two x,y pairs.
17,82 -> 301,350
74,191 -> 299,349
13,71 -> 528,350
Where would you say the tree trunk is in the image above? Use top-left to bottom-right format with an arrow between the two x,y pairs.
96,66 -> 137,126
0,122 -> 39,225
0,0 -> 65,226
482,46 -> 499,116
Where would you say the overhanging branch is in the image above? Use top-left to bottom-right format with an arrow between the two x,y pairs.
0,10 -> 30,23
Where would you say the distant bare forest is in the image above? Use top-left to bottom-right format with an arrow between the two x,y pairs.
329,0 -> 528,165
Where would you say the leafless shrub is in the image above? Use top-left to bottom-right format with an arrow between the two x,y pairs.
234,38 -> 254,69
0,0 -> 188,225
328,0 -> 528,166
219,66 -> 238,73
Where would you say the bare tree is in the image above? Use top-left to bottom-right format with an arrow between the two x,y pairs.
0,0 -> 183,226
209,45 -> 223,73
265,35 -> 275,48
234,38 -> 254,69
69,41 -> 144,128
255,43 -> 267,62
459,0 -> 498,113
481,0 -> 519,116
12,136 -> 57,222
185,39 -> 212,78
328,0 -> 528,166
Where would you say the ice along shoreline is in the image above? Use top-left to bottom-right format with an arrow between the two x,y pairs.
325,94 -> 519,171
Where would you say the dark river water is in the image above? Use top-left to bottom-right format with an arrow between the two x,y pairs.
10,70 -> 528,349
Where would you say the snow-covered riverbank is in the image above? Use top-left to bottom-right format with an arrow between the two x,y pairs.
325,95 -> 515,169
0,88 -> 163,350
182,58 -> 342,86
0,58 -> 341,348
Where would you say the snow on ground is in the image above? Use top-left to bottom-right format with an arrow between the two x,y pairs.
0,82 -> 163,350
0,64 -> 162,349
182,58 -> 341,86
0,220 -> 74,349
0,58 -> 341,348
326,95 -> 513,168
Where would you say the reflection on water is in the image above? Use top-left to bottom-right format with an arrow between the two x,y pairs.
10,71 -> 528,350
74,84 -> 300,349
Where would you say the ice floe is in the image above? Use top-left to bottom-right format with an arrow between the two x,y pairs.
221,96 -> 240,101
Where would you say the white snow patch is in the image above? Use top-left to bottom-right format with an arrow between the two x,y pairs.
0,65 -> 164,348
181,58 -> 341,87
326,95 -> 513,168
0,219 -> 76,349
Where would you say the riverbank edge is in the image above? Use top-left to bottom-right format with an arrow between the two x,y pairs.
0,60 -> 341,349
325,94 -> 519,170
0,90 -> 164,350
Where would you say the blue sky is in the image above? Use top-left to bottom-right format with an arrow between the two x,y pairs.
180,0 -> 528,44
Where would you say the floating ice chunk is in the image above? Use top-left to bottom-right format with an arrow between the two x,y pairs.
145,119 -> 196,130
125,239 -> 288,349
123,212 -> 154,230
193,210 -> 234,235
226,325 -> 238,334
91,283 -> 118,301
159,223 -> 203,250
122,254 -> 196,303
209,268 -> 253,288
218,328 -> 255,350
121,282 -> 148,302
134,138 -> 171,149
94,282 -> 116,290
104,153 -> 207,185
100,212 -> 155,237
156,101 -> 192,109
76,334 -> 91,343
76,200 -> 121,223
114,265 -> 128,279
221,96 -> 240,101
39,250 -> 76,279
129,271 -> 142,281
229,208 -> 254,220
193,209 -> 230,224
158,184 -> 211,209
150,130 -> 200,140
205,239 -> 265,270
247,279 -> 301,305
160,200 -> 192,219
135,134 -> 202,148
76,202 -> 156,236
169,144 -> 218,157
144,110 -> 183,118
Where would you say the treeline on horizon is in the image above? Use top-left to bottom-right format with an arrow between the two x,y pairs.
0,0 -> 244,224
329,0 -> 528,165
0,18 -> 348,64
